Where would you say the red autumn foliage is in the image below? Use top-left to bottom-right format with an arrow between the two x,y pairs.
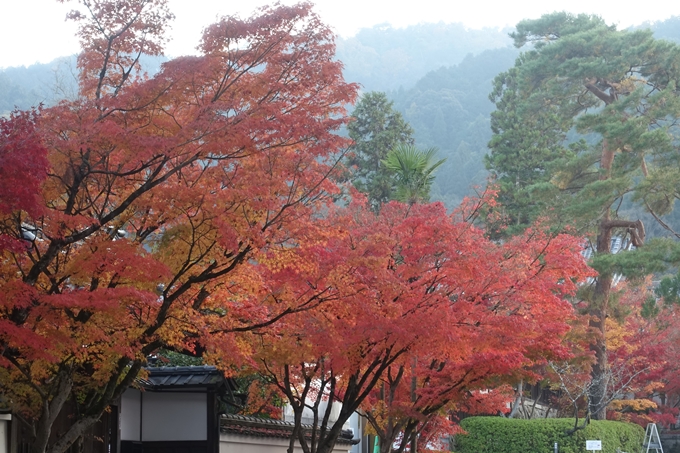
0,109 -> 49,251
1,4 -> 596,453
0,2 -> 357,453
604,282 -> 680,428
246,196 -> 589,453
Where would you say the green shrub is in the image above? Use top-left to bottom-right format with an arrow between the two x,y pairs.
455,417 -> 644,453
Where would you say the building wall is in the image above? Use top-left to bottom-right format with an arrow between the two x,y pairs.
0,414 -> 10,453
121,389 -> 142,441
142,392 -> 207,441
283,402 -> 343,427
120,389 -> 208,442
219,433 -> 352,453
282,403 -> 362,452
347,413 -> 362,453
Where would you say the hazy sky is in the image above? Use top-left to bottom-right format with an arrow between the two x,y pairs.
2,0 -> 678,68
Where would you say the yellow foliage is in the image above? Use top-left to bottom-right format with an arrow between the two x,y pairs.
643,381 -> 665,394
610,398 -> 657,412
550,171 -> 572,190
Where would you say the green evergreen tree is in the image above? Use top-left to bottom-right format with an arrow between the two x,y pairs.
347,91 -> 414,210
487,12 -> 680,419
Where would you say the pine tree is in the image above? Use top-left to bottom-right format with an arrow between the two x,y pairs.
487,12 -> 680,419
347,91 -> 414,210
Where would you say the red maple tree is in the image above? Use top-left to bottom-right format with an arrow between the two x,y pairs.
246,196 -> 589,453
360,199 -> 590,453
0,2 -> 357,453
604,282 -> 680,428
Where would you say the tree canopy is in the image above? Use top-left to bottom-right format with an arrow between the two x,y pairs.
0,2 -> 357,452
0,4 -> 614,453
487,11 -> 680,419
383,144 -> 445,204
246,197 -> 588,453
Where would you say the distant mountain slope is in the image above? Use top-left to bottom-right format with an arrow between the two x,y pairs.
636,16 -> 680,43
389,47 -> 519,207
336,22 -> 513,92
0,56 -> 78,113
0,55 -> 164,114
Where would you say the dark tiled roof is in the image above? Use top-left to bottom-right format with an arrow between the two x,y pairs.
138,366 -> 229,390
220,414 -> 358,445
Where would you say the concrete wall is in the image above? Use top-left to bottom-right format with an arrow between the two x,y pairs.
219,433 -> 352,453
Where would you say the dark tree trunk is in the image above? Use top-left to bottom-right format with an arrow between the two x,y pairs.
587,139 -> 616,421
32,359 -> 143,453
31,370 -> 73,453
588,203 -> 614,421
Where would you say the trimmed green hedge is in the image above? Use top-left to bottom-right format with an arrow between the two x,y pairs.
455,417 -> 644,453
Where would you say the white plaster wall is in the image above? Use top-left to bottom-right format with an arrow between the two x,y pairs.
283,401 -> 344,427
282,402 -> 361,453
0,416 -> 9,453
220,433 -> 351,453
347,413 -> 362,453
142,392 -> 207,441
121,389 -> 141,441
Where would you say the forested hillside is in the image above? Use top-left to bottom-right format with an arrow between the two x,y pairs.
0,57 -> 77,112
335,22 -> 513,91
638,16 -> 680,42
0,55 -> 163,113
389,48 -> 519,207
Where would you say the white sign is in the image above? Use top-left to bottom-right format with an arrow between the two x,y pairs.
586,440 -> 602,451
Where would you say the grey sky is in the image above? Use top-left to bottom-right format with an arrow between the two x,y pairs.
2,0 -> 678,68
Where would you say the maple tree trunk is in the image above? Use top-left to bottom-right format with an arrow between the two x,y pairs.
32,401 -> 102,453
30,370 -> 73,453
287,410 -> 302,453
409,429 -> 418,453
508,380 -> 524,418
46,414 -> 103,453
313,439 -> 339,453
33,359 -> 144,453
377,416 -> 403,453
375,367 -> 405,453
71,435 -> 84,453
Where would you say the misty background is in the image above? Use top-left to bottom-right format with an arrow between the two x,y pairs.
2,16 -> 680,209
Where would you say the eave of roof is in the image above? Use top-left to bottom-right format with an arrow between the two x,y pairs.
220,414 -> 359,445
138,366 -> 231,390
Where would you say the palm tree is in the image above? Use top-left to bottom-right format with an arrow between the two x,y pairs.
383,144 -> 445,205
